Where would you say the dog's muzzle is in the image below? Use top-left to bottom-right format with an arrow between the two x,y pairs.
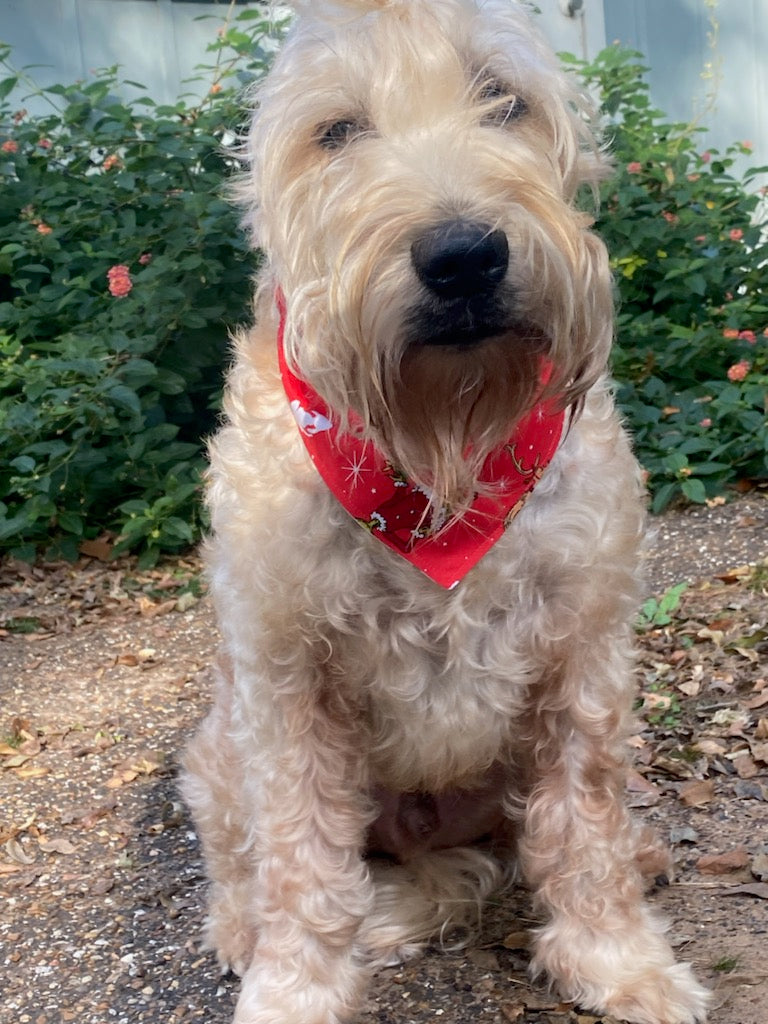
409,219 -> 512,347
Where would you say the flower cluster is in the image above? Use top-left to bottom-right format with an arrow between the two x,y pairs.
723,328 -> 759,344
107,264 -> 133,298
726,360 -> 751,382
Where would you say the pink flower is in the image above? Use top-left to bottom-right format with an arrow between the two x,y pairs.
729,228 -> 744,242
742,140 -> 753,151
722,328 -> 739,339
700,151 -> 711,163
102,153 -> 120,171
36,223 -> 52,235
107,264 -> 133,298
661,210 -> 678,224
626,161 -> 642,174
1,139 -> 18,154
727,360 -> 750,382
699,418 -> 712,428
694,234 -> 707,243
138,252 -> 153,265
38,137 -> 52,149
738,330 -> 756,344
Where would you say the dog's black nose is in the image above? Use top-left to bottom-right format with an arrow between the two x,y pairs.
411,220 -> 509,300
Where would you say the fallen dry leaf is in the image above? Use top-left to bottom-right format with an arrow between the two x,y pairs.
678,679 -> 701,697
692,738 -> 727,757
697,626 -> 724,645
78,536 -> 114,561
38,837 -> 77,856
696,848 -> 750,875
14,764 -> 49,780
2,753 -> 31,769
626,770 -> 661,807
711,707 -> 750,734
731,753 -> 759,779
678,779 -> 716,807
2,839 -> 35,865
138,596 -> 176,618
653,754 -> 694,780
719,883 -> 768,900
500,1005 -> 525,1023
115,653 -> 139,667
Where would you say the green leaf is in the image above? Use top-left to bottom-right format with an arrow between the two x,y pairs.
108,384 -> 142,417
57,510 -> 84,535
10,455 -> 36,474
680,477 -> 707,503
0,75 -> 19,100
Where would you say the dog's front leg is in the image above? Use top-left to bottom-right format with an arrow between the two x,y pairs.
518,648 -> 710,1024
233,660 -> 373,1024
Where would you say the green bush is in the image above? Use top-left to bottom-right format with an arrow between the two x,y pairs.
0,7 -> 285,564
567,46 -> 768,511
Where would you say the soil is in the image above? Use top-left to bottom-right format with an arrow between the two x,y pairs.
1,493 -> 767,1024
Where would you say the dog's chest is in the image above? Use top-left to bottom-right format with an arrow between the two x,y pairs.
337,590 -> 537,791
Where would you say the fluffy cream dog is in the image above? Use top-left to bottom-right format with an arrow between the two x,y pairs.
183,2 -> 710,1022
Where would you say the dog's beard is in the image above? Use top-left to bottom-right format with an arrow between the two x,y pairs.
373,328 -> 548,516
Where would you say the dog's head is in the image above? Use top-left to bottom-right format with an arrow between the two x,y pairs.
237,0 -> 613,510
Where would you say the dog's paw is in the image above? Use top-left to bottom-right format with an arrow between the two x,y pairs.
202,885 -> 258,977
597,961 -> 711,1024
531,918 -> 710,1024
233,950 -> 367,1024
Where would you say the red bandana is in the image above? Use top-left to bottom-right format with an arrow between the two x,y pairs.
276,296 -> 565,588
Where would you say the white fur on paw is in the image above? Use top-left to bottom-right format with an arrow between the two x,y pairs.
233,952 -> 367,1024
597,961 -> 711,1024
203,915 -> 257,978
532,920 -> 710,1024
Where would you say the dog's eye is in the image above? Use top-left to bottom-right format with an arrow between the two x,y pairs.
479,79 -> 528,127
316,118 -> 367,151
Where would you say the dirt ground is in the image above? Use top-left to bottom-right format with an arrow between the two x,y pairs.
1,493 -> 767,1024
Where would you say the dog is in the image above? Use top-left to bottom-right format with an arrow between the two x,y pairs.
182,2 -> 711,1022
